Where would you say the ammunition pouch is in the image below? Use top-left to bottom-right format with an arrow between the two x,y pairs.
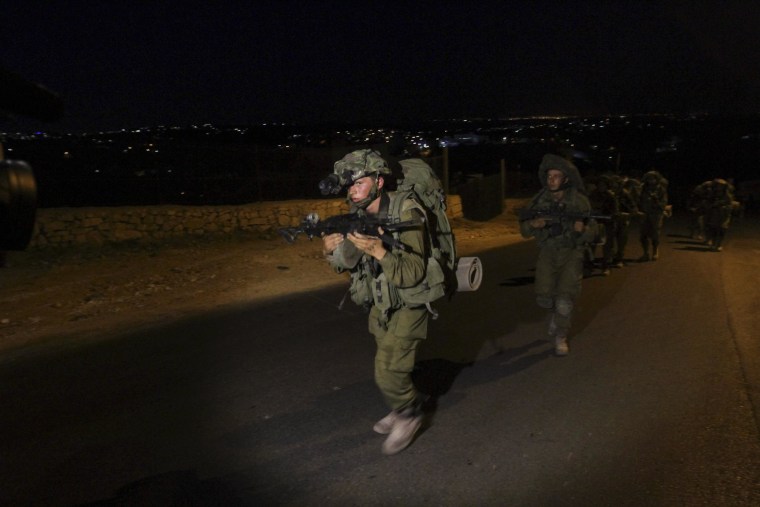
349,270 -> 372,308
396,256 -> 446,306
370,272 -> 399,312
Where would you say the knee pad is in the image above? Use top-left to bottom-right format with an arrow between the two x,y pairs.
536,295 -> 554,309
555,297 -> 573,317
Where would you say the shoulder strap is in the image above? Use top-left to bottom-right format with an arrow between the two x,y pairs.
388,190 -> 424,221
529,188 -> 548,208
387,190 -> 430,253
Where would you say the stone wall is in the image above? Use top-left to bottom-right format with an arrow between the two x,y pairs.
30,195 -> 463,248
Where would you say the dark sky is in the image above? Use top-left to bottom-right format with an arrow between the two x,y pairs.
3,1 -> 760,132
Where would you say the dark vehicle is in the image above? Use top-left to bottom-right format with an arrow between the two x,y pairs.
0,66 -> 63,250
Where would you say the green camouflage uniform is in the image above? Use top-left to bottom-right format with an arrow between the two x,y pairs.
520,155 -> 596,340
688,180 -> 712,240
638,170 -> 668,260
704,179 -> 738,250
612,177 -> 640,264
588,175 -> 619,271
328,192 -> 428,412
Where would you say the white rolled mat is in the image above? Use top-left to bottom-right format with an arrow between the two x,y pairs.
456,256 -> 482,291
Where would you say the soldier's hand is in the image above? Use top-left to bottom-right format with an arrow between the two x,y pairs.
321,232 -> 344,256
573,220 -> 585,233
529,218 -> 547,228
347,231 -> 387,260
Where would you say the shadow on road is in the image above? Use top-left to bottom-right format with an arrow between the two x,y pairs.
78,470 -> 245,506
498,275 -> 535,287
0,238 -> 629,506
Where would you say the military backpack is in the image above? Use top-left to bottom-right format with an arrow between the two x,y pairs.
389,158 -> 458,315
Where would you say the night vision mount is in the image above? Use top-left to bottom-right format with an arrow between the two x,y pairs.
318,170 -> 355,196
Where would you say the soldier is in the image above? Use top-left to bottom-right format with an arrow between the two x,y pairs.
520,154 -> 597,356
687,180 -> 712,240
611,175 -> 640,266
588,174 -> 619,276
704,178 -> 739,251
637,170 -> 669,261
623,176 -> 642,203
321,149 -> 428,455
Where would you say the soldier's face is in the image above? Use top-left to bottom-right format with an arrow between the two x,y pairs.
348,175 -> 382,204
547,169 -> 566,191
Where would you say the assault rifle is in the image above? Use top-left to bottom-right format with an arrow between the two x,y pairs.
278,212 -> 423,252
517,208 -> 612,223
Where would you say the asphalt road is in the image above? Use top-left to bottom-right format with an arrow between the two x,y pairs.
1,215 -> 759,506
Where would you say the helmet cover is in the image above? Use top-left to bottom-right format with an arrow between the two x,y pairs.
333,149 -> 390,185
538,153 -> 585,193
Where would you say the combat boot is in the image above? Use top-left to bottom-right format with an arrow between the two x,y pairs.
554,335 -> 569,356
381,408 -> 423,455
638,241 -> 650,262
714,233 -> 724,252
651,244 -> 659,260
373,411 -> 397,434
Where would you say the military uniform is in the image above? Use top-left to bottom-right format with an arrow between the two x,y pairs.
638,170 -> 669,261
328,192 -> 428,412
688,180 -> 712,240
520,154 -> 596,355
704,178 -> 738,251
612,176 -> 640,265
323,149 -> 430,455
588,175 -> 619,274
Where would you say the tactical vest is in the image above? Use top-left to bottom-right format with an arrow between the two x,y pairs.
347,191 -> 445,315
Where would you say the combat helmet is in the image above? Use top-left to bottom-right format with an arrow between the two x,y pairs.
642,169 -> 668,188
538,153 -> 586,194
596,173 -> 616,191
607,173 -> 624,192
711,178 -> 731,196
332,149 -> 391,209
712,178 -> 732,191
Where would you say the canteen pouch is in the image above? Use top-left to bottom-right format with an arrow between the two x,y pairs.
396,256 -> 446,305
349,270 -> 372,307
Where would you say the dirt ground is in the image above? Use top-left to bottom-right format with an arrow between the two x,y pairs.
0,204 -> 528,354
